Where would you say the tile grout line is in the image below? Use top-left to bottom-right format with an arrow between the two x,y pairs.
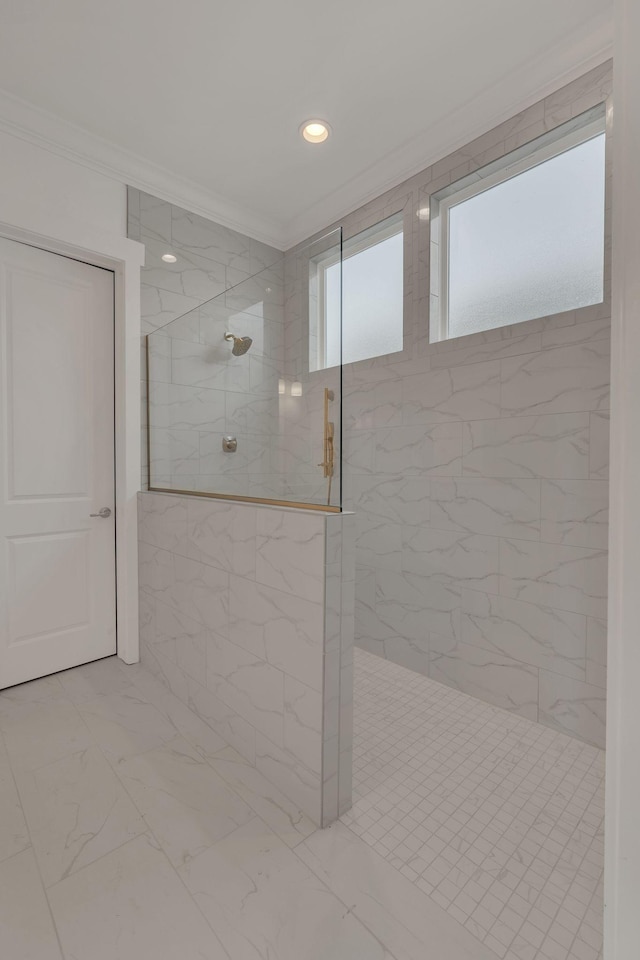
1,696 -> 90,960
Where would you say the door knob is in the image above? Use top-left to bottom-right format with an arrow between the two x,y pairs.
90,507 -> 112,519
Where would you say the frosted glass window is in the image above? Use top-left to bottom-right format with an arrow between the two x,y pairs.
313,216 -> 403,369
433,122 -> 606,342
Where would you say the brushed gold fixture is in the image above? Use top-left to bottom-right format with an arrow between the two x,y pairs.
318,387 -> 335,479
318,387 -> 335,506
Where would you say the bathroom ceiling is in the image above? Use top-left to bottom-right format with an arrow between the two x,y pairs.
0,0 -> 612,247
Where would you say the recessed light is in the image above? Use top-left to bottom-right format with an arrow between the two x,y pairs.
161,253 -> 177,263
300,120 -> 330,144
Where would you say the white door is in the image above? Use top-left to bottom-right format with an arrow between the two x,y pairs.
0,237 -> 116,689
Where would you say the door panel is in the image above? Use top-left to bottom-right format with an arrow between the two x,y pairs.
0,237 -> 116,688
7,268 -> 91,498
8,532 -> 90,640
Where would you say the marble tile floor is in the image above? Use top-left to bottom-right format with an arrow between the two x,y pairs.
0,650 -> 603,960
344,648 -> 605,960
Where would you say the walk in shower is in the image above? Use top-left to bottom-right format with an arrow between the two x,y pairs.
146,229 -> 343,511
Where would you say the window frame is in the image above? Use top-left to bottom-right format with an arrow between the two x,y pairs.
310,211 -> 404,371
430,109 -> 607,344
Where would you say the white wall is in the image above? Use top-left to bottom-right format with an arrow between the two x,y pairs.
0,130 -> 126,238
604,0 -> 640,955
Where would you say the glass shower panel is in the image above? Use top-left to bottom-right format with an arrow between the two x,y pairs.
147,228 -> 342,510
280,229 -> 343,508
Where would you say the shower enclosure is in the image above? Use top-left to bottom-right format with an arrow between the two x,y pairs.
146,229 -> 343,511
141,225 -> 353,826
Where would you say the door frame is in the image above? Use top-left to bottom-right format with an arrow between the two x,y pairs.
0,207 -> 144,666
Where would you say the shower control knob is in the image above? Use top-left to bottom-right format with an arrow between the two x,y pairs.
222,436 -> 238,453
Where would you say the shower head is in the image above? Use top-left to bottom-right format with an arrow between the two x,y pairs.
224,332 -> 253,356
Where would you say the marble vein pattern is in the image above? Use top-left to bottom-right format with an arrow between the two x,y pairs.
15,745 -> 145,887
48,833 -> 231,960
0,736 -> 29,864
138,492 -> 354,827
0,650 -> 603,960
499,539 -> 608,621
307,61 -> 615,752
255,509 -> 326,603
461,414 -> 591,480
429,635 -> 539,719
228,576 -> 324,690
180,816 -> 395,960
460,590 -> 587,681
429,477 -> 541,540
499,342 -> 610,417
115,736 -> 254,868
0,848 -> 63,960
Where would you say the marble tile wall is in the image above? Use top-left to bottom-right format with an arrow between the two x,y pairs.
127,188 -> 282,491
137,490 -> 354,826
131,190 -> 340,506
146,263 -> 289,498
285,61 -> 612,748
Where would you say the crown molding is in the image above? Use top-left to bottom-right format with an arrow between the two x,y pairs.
283,14 -> 614,248
0,88 -> 289,249
0,13 -> 612,254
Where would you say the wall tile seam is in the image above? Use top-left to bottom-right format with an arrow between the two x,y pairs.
140,506 -> 335,680
351,555 -> 608,582
351,551 -> 608,608
344,320 -> 611,370
140,274 -> 228,304
139,561 -> 326,711
423,325 -> 612,368
139,510 -> 322,584
350,522 -> 608,549
148,642 -> 323,781
446,623 -> 590,656
143,192 -> 283,264
140,600 -> 326,697
344,366 -> 610,404
428,312 -> 613,356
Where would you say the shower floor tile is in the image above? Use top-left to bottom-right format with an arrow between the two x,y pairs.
0,649 -> 603,960
342,648 -> 604,960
